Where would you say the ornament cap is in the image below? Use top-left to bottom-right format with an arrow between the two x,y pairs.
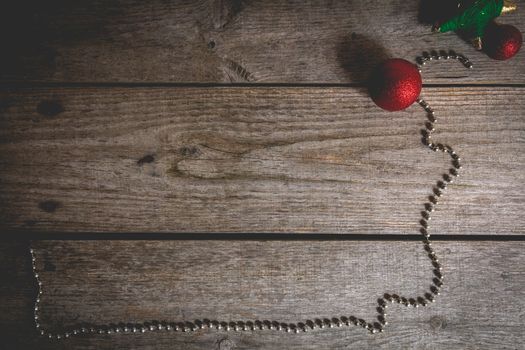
501,0 -> 517,14
472,37 -> 483,50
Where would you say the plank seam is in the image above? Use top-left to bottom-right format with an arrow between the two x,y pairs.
1,82 -> 524,89
2,233 -> 520,241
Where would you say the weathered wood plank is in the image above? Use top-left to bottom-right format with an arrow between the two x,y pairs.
1,87 -> 523,234
0,0 -> 524,83
2,240 -> 523,349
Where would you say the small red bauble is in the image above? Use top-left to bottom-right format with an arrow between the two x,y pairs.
483,23 -> 522,60
369,58 -> 422,111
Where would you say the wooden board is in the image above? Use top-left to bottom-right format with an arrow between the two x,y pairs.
1,1 -> 524,349
1,87 -> 523,234
1,240 -> 523,349
1,0 -> 524,84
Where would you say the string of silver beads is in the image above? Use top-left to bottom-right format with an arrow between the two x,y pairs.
30,52 -> 469,341
416,50 -> 473,72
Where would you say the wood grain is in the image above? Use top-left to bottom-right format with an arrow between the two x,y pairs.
0,2 -> 522,350
2,240 -> 523,349
1,87 -> 523,234
0,0 -> 524,84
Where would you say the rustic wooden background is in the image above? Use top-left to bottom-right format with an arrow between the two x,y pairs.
0,0 -> 524,349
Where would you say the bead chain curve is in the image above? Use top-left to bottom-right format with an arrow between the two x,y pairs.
30,50 -> 471,340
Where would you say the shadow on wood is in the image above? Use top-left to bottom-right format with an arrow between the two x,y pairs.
337,33 -> 391,88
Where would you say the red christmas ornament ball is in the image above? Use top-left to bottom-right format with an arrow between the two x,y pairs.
369,58 -> 422,111
483,23 -> 522,60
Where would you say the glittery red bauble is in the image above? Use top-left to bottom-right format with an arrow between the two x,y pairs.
483,23 -> 522,60
369,58 -> 422,112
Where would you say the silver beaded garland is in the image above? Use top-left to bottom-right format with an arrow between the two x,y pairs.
30,51 -> 469,340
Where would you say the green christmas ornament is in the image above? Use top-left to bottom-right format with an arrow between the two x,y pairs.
433,0 -> 517,49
